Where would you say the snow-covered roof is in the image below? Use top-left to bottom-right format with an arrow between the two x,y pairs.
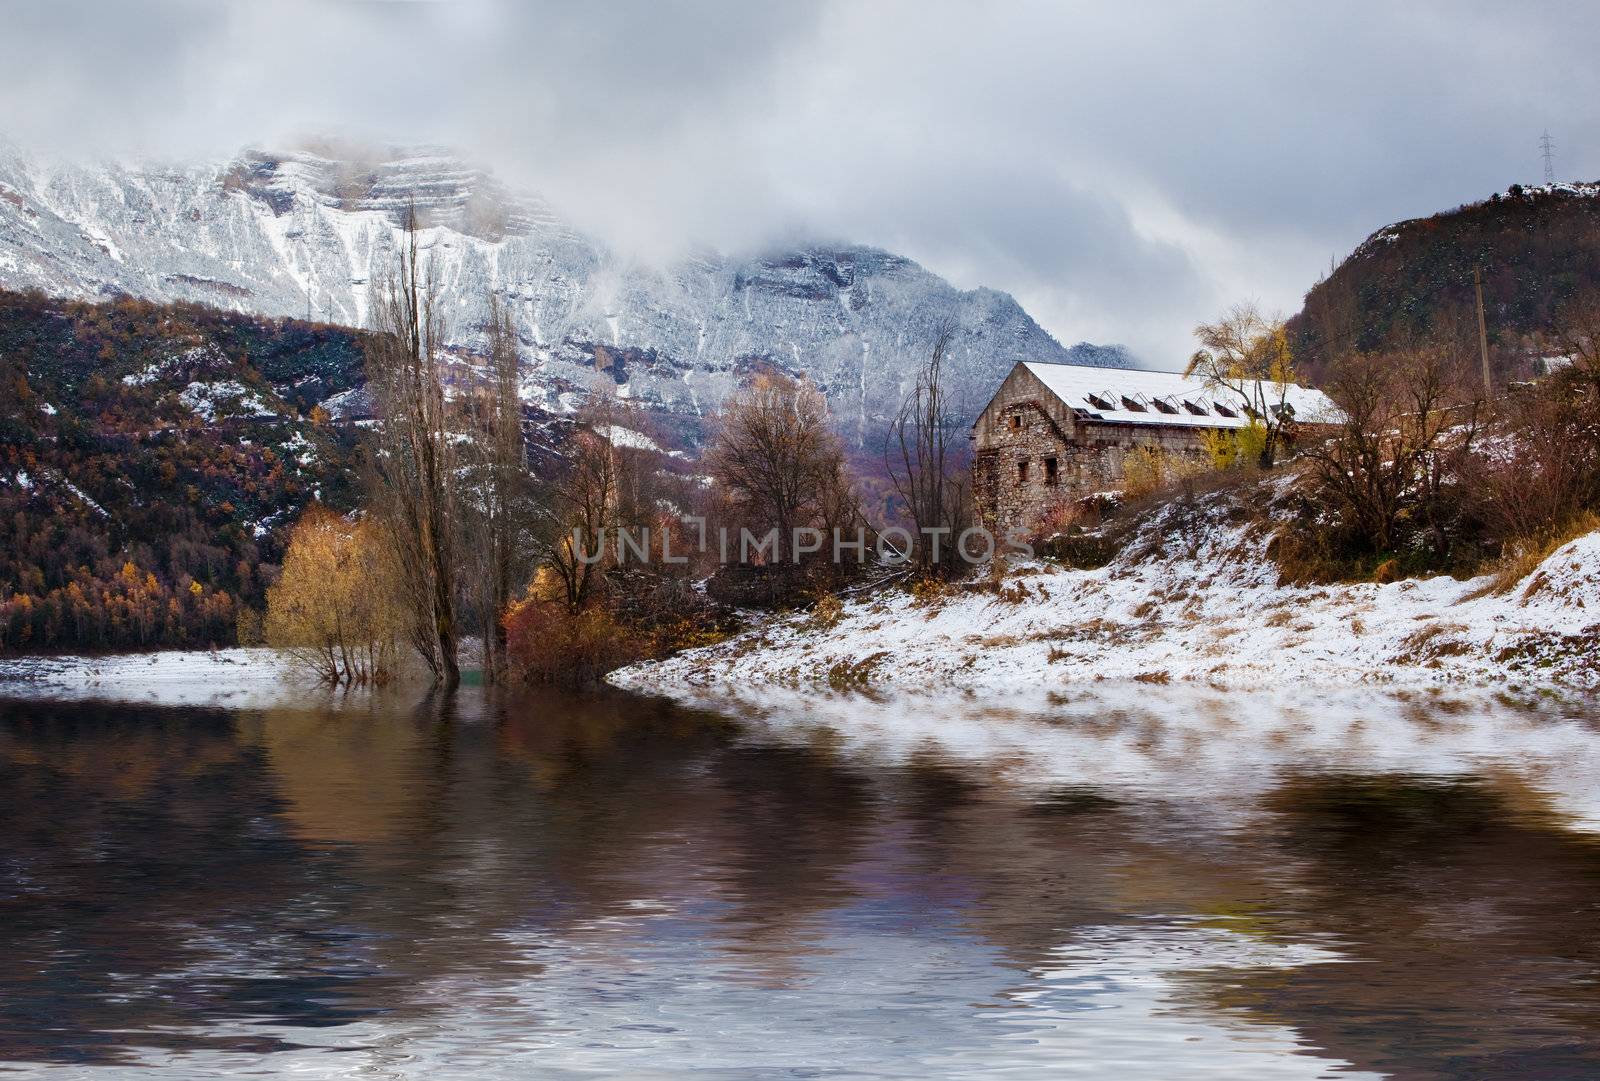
1018,361 -> 1339,430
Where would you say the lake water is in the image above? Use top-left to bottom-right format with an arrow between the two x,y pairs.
3,680 -> 1600,1078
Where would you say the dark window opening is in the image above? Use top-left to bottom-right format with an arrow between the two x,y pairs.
1008,413 -> 1022,430
1017,459 -> 1029,483
1045,457 -> 1059,483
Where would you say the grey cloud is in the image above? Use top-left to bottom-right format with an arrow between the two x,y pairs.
2,0 -> 1596,361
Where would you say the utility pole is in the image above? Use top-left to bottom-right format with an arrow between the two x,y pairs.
1541,130 -> 1556,185
1474,265 -> 1493,400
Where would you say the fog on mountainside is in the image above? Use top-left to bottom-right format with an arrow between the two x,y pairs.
0,139 -> 1137,446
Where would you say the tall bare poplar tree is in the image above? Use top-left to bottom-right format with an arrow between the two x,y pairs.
461,295 -> 530,681
366,211 -> 461,689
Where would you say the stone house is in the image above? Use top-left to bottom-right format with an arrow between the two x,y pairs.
972,360 -> 1338,535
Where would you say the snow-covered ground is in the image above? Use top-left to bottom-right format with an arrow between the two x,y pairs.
0,648 -> 314,709
611,490 -> 1600,696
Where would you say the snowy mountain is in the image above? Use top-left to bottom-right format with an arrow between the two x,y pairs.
0,138 -> 1130,443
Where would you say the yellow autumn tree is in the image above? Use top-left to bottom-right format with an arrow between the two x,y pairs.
1186,303 -> 1299,468
264,506 -> 406,685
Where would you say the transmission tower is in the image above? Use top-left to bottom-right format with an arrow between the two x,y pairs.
1541,130 -> 1556,185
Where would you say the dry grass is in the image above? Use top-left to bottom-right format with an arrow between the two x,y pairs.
808,593 -> 845,630
1398,621 -> 1473,661
1263,607 -> 1295,628
995,581 -> 1031,604
1465,511 -> 1600,600
826,650 -> 889,689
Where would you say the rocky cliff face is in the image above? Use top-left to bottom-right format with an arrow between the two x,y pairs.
0,139 -> 1131,443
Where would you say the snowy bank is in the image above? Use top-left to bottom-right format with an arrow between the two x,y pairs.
0,648 -> 311,708
611,492 -> 1600,696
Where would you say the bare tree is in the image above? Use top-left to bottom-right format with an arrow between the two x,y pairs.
1545,292 -> 1600,375
1187,303 -> 1299,468
539,397 -> 625,610
365,212 -> 462,689
1470,295 -> 1600,544
460,295 -> 532,682
1302,345 -> 1479,557
887,322 -> 971,572
704,373 -> 850,563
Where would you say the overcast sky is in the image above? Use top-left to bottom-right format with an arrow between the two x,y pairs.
3,0 -> 1597,363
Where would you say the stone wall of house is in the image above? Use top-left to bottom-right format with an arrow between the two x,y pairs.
972,366 -> 1215,536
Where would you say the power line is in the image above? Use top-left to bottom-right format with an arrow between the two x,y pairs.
1541,129 -> 1556,185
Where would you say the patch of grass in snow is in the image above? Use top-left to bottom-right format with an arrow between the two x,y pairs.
1492,625 -> 1600,683
1398,621 -> 1473,663
994,581 -> 1032,605
826,651 -> 889,690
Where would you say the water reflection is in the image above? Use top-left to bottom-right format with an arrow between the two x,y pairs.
1,684 -> 1599,1077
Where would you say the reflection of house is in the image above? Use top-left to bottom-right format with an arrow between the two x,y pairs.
972,361 -> 1338,534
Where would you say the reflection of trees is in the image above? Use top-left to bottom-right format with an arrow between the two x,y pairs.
11,691 -> 1600,1076
492,689 -> 880,983
0,698 -> 365,1065
248,686 -> 883,1007
247,701 -> 437,843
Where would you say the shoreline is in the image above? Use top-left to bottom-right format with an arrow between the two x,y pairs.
0,648 -> 311,708
7,505 -> 1597,708
610,497 -> 1600,699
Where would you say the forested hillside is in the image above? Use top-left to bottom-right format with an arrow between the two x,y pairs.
1290,182 -> 1600,379
0,290 -> 368,651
